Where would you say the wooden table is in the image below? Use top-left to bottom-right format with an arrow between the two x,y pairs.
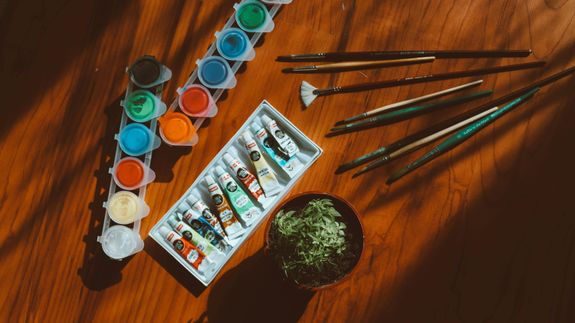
2,0 -> 575,321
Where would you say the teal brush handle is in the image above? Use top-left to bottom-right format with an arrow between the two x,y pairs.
386,87 -> 540,184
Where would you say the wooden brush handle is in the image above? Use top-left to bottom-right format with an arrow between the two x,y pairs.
316,56 -> 435,71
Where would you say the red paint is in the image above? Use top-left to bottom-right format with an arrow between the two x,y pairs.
180,87 -> 209,115
115,159 -> 144,188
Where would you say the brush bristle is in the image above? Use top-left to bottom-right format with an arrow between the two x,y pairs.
300,81 -> 318,107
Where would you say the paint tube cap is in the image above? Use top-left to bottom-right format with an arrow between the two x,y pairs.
205,174 -> 216,185
250,121 -> 263,133
223,153 -> 234,165
214,165 -> 226,176
167,215 -> 178,228
186,194 -> 200,206
159,226 -> 174,240
176,204 -> 188,213
240,131 -> 254,144
261,114 -> 272,125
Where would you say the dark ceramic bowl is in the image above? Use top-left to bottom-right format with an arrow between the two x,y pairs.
264,191 -> 364,290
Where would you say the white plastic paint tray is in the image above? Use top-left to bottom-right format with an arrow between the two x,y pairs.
149,100 -> 322,285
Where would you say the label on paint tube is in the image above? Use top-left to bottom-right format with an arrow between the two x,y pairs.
168,216 -> 224,261
241,132 -> 282,197
261,115 -> 299,158
223,153 -> 266,204
251,123 -> 303,178
215,166 -> 260,226
205,175 -> 244,239
186,195 -> 227,238
160,227 -> 213,274
178,210 -> 230,252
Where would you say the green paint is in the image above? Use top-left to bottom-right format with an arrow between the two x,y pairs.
125,90 -> 156,122
237,2 -> 267,31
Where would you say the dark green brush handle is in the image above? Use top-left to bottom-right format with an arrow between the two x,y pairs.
386,88 -> 540,184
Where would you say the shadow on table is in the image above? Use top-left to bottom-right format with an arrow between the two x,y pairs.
202,249 -> 314,323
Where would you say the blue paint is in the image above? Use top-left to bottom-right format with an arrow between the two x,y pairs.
119,123 -> 151,156
217,28 -> 248,60
200,57 -> 229,87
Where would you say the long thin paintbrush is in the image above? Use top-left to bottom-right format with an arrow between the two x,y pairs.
335,80 -> 484,126
351,107 -> 499,177
282,56 -> 435,73
333,65 -> 575,174
300,61 -> 545,107
386,88 -> 540,184
278,49 -> 532,62
327,90 -> 493,136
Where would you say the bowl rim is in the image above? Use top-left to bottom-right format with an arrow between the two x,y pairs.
263,191 -> 365,291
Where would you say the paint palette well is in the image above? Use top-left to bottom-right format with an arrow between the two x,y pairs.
149,100 -> 322,286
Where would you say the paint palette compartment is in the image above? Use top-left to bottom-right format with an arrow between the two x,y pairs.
161,0 -> 291,146
149,100 -> 322,286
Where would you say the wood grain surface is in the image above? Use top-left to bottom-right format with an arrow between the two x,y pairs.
1,0 -> 575,322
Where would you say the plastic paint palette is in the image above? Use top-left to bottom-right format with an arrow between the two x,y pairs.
98,56 -> 171,260
150,100 -> 322,286
162,0 -> 290,147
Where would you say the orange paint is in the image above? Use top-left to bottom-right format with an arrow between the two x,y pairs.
115,159 -> 144,188
159,112 -> 196,144
180,87 -> 209,115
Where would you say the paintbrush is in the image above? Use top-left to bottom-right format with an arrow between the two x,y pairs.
300,61 -> 545,107
386,88 -> 540,184
282,56 -> 435,73
327,90 -> 493,136
335,80 -> 484,126
334,66 -> 575,174
351,107 -> 499,177
278,49 -> 533,62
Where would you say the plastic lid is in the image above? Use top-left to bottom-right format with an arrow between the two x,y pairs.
200,58 -> 229,86
119,124 -> 151,156
186,194 -> 199,206
218,29 -> 248,59
129,56 -> 161,86
159,226 -> 172,240
125,91 -> 156,122
159,112 -> 195,143
176,204 -> 188,213
205,174 -> 216,185
237,2 -> 267,30
214,165 -> 226,176
241,131 -> 254,144
115,158 -> 144,188
223,153 -> 234,165
107,191 -> 140,225
261,114 -> 272,125
180,86 -> 210,115
101,225 -> 140,259
167,215 -> 178,228
250,121 -> 264,132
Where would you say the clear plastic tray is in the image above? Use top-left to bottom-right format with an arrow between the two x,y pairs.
149,100 -> 322,285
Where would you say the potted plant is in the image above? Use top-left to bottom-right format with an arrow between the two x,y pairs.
265,192 -> 364,290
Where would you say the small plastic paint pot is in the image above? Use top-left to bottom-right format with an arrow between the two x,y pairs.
196,56 -> 237,89
117,123 -> 161,156
99,225 -> 144,260
215,28 -> 255,61
111,157 -> 156,190
127,55 -> 172,88
122,90 -> 167,122
234,1 -> 275,33
158,112 -> 199,146
105,191 -> 150,225
177,84 -> 218,118
261,0 -> 292,3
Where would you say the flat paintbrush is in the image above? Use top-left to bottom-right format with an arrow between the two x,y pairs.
386,88 -> 539,184
327,89 -> 493,136
333,65 -> 575,174
278,49 -> 533,62
351,107 -> 498,177
282,56 -> 435,73
300,61 -> 545,107
335,80 -> 484,126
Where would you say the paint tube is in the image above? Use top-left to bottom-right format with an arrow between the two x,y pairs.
159,226 -> 214,274
250,122 -> 303,178
176,210 -> 230,252
223,153 -> 267,205
260,114 -> 299,157
241,131 -> 282,197
215,165 -> 261,226
205,174 -> 245,239
167,215 -> 225,261
185,193 -> 227,238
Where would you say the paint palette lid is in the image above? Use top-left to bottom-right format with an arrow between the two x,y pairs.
215,28 -> 255,61
177,84 -> 218,118
196,56 -> 237,89
117,123 -> 161,156
127,55 -> 172,89
158,112 -> 199,146
100,225 -> 143,260
234,1 -> 275,33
